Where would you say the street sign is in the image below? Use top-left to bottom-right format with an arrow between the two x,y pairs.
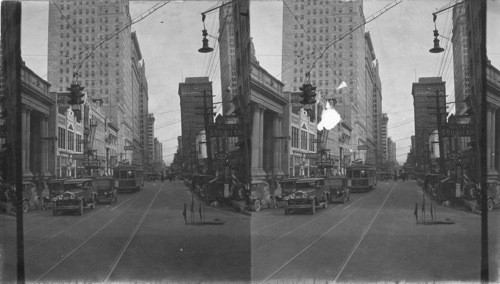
124,145 -> 135,151
441,123 -> 473,137
207,124 -> 243,137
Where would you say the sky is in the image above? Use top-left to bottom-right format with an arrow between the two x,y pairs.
16,0 -> 500,166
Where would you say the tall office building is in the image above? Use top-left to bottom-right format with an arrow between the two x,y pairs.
381,113 -> 388,163
365,32 -> 380,166
452,2 -> 470,116
47,0 -> 139,164
147,113 -> 155,166
282,0 -> 368,160
411,77 -> 446,171
178,77 -> 213,172
219,2 -> 237,115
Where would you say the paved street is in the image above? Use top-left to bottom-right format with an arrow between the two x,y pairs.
252,179 -> 499,282
1,179 -> 499,282
1,181 -> 250,283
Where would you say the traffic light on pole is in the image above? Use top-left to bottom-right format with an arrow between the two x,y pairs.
66,83 -> 85,105
299,83 -> 311,104
309,85 -> 317,104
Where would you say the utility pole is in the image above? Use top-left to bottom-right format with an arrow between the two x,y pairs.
427,89 -> 447,175
2,2 -> 25,281
195,90 -> 214,176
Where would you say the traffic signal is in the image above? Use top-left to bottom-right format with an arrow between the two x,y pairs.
66,83 -> 85,105
299,83 -> 317,104
309,85 -> 317,104
299,83 -> 311,104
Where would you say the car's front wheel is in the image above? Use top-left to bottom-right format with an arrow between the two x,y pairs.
253,200 -> 261,212
52,209 -> 58,216
487,198 -> 494,211
22,200 -> 29,213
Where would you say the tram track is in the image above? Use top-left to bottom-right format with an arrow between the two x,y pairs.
32,188 -> 160,282
257,184 -> 396,282
252,198 -> 366,252
24,196 -> 137,253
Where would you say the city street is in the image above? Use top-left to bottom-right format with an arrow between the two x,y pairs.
251,179 -> 498,282
1,181 -> 251,283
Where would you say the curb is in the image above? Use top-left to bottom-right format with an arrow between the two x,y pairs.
223,199 -> 252,216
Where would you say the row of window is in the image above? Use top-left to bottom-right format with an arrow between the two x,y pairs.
291,127 -> 316,151
58,127 -> 83,152
293,4 -> 354,15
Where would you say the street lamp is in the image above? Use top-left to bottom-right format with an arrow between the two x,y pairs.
429,28 -> 444,54
429,0 -> 471,54
197,0 -> 237,54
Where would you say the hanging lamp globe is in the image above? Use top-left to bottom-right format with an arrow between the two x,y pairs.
429,29 -> 444,53
198,29 -> 214,53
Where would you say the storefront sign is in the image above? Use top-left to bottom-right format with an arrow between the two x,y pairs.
305,153 -> 318,160
357,145 -> 368,150
441,123 -> 473,137
207,124 -> 243,137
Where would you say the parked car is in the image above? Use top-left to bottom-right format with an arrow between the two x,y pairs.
21,181 -> 43,213
95,176 -> 117,204
42,178 -> 67,209
487,183 -> 500,211
274,178 -> 299,207
325,175 -> 350,204
249,179 -> 272,212
53,178 -> 97,216
284,178 -> 329,215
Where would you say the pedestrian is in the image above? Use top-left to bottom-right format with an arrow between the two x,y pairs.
414,202 -> 418,223
182,203 -> 187,224
421,195 -> 426,222
161,174 -> 164,182
430,203 -> 434,221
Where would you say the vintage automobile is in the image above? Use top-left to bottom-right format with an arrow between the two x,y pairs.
42,178 -> 67,209
95,176 -> 117,204
249,179 -> 272,212
325,175 -> 350,204
21,181 -> 43,213
273,178 -> 299,208
284,178 -> 329,215
53,178 -> 97,216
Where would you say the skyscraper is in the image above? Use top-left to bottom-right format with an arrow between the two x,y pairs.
452,2 -> 470,116
282,0 -> 368,160
219,2 -> 237,116
47,0 -> 139,164
411,77 -> 446,171
381,113 -> 388,164
178,77 -> 213,172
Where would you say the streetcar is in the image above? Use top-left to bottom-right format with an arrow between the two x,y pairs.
345,164 -> 377,192
113,165 -> 144,193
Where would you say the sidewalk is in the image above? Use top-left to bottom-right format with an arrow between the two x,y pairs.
223,199 -> 251,216
185,184 -> 252,216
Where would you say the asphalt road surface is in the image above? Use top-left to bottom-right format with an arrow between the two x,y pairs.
251,179 -> 499,282
1,180 -> 251,283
